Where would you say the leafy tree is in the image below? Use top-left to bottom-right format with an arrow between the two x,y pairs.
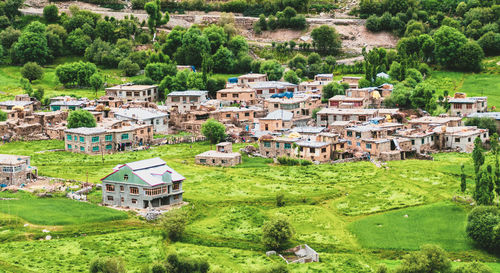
95,20 -> 116,43
145,62 -> 177,83
43,4 -> 59,23
201,119 -> 226,146
283,70 -> 300,84
311,25 -> 342,55
472,136 -> 485,176
202,25 -> 227,54
394,244 -> 452,273
410,83 -> 436,113
466,206 -> 500,250
12,22 -> 50,64
89,257 -> 126,273
66,28 -> 92,55
260,60 -> 284,81
262,216 -> 294,250
456,41 -> 484,72
164,254 -> 209,273
227,35 -> 249,56
177,26 -> 210,67
118,59 -> 140,77
162,27 -> 185,56
465,117 -> 498,135
461,164 -> 467,193
389,61 -> 404,81
474,169 -> 495,206
433,26 -> 468,69
384,83 -> 412,108
288,54 -> 307,71
33,88 -> 44,102
160,209 -> 188,242
145,0 -> 169,41
0,27 -> 21,49
478,32 -> 500,56
20,62 -> 43,83
212,46 -> 235,73
322,82 -> 346,102
89,73 -> 104,98
67,110 -> 97,129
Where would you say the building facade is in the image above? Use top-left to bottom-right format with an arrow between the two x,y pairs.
105,84 -> 160,102
166,91 -> 209,114
0,154 -> 37,186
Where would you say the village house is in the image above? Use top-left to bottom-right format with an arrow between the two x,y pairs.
433,126 -> 489,152
394,129 -> 435,153
259,136 -> 298,158
295,140 -> 332,162
328,95 -> 366,109
341,76 -> 362,89
298,81 -> 327,93
316,108 -> 383,126
316,132 -> 349,159
449,94 -> 488,117
259,110 -> 310,132
195,142 -> 242,166
264,94 -> 322,117
237,73 -> 268,86
314,74 -> 334,83
210,106 -> 263,125
291,127 -> 326,138
0,154 -> 37,187
407,116 -> 462,130
105,84 -> 160,102
101,158 -> 184,209
166,90 -> 209,114
50,100 -> 89,111
248,81 -> 298,99
97,96 -> 124,108
468,112 -> 500,133
64,122 -> 153,155
113,108 -> 168,133
216,87 -> 256,106
0,100 -> 34,113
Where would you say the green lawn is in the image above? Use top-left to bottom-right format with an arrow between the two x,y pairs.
349,202 -> 473,251
0,141 -> 498,272
0,191 -> 127,225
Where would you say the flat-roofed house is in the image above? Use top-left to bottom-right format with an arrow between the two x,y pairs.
407,116 -> 462,130
264,94 -> 322,116
50,100 -> 89,111
259,136 -> 299,158
248,81 -> 298,99
195,142 -> 242,166
433,126 -> 489,152
101,158 -> 184,209
216,87 -> 256,105
113,108 -> 168,133
0,100 -> 34,112
0,154 -> 37,186
341,76 -> 362,88
449,97 -> 487,117
468,112 -> 500,133
316,108 -> 380,126
328,95 -> 366,109
259,110 -> 309,132
295,141 -> 332,162
237,73 -> 268,86
166,90 -> 209,114
315,74 -> 334,83
105,84 -> 160,102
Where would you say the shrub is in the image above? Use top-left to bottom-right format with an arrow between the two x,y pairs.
67,110 -> 97,129
262,216 -> 294,250
276,192 -> 285,207
160,209 -> 188,242
89,257 -> 126,273
43,5 -> 59,23
276,157 -> 312,166
20,62 -> 43,83
466,206 -> 500,251
118,59 -> 140,76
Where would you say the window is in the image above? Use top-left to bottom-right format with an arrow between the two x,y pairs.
66,134 -> 72,141
431,136 -> 434,141
411,140 -> 415,145
106,144 -> 112,150
232,94 -> 238,98
226,114 -> 231,118
200,159 -> 206,163
466,104 -> 473,109
245,112 -> 250,117
2,167 -> 13,173
173,183 -> 180,190
276,142 -> 280,148
131,199 -> 137,204
107,196 -> 114,201
121,197 -> 124,203
105,135 -> 112,141
120,186 -> 124,192
366,143 -> 372,149
221,93 -> 227,98
156,119 -> 159,125
79,136 -> 85,143
80,146 -> 85,151
106,184 -> 115,192
92,136 -> 99,143
123,174 -> 129,181
421,139 -> 424,144
455,138 -> 460,143
121,134 -> 129,140
347,141 -> 352,145
284,143 -> 291,149
130,187 -> 139,195
468,137 -> 471,142
356,142 -> 361,147
264,141 -> 271,148
355,132 -> 361,138
321,148 -> 326,153
92,146 -> 99,152
174,195 -> 180,200
67,144 -> 72,149
310,148 -> 316,153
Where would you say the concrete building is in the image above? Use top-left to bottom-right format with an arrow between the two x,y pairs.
408,116 -> 462,130
65,123 -> 153,154
105,84 -> 159,102
328,95 -> 366,108
113,108 -> 168,133
216,87 -> 256,106
264,94 -> 322,116
97,96 -> 124,108
166,90 -> 209,113
0,100 -> 34,112
433,126 -> 489,152
314,74 -> 334,83
295,141 -> 332,162
237,73 -> 268,86
341,76 -> 362,88
298,81 -> 327,93
259,110 -> 309,132
395,129 -> 435,153
101,158 -> 184,209
50,100 -> 88,111
195,142 -> 242,166
248,81 -> 298,99
259,136 -> 299,158
449,96 -> 488,117
0,154 -> 37,187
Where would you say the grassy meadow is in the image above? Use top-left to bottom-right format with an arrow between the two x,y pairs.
0,141 -> 498,272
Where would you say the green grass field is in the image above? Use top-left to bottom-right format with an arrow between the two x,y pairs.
0,141 -> 497,272
0,191 -> 127,225
349,202 -> 472,251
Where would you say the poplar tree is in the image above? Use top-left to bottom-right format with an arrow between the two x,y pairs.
145,0 -> 169,41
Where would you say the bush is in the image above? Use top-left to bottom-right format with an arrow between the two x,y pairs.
276,192 -> 285,207
466,206 -> 500,251
67,110 -> 97,129
160,209 -> 188,242
118,59 -> 140,76
43,5 -> 59,23
276,157 -> 312,166
20,62 -> 43,83
89,257 -> 126,273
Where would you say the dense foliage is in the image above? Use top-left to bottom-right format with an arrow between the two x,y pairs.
67,110 -> 97,129
466,206 -> 500,251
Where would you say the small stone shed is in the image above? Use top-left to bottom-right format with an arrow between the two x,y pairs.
195,142 -> 242,167
279,244 -> 319,264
